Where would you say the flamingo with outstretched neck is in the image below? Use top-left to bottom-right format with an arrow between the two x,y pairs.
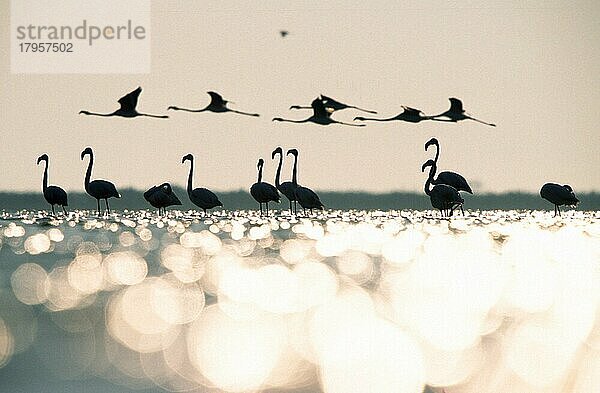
429,98 -> 495,127
272,147 -> 297,214
182,154 -> 223,214
425,137 -> 472,215
290,94 -> 377,114
80,147 -> 121,216
36,154 -> 68,216
168,91 -> 260,117
273,98 -> 365,127
287,149 -> 324,214
355,106 -> 430,123
79,87 -> 168,118
250,158 -> 280,215
422,159 -> 463,217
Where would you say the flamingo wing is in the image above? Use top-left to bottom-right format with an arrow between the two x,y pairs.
207,91 -> 225,106
448,98 -> 464,113
118,87 -> 142,111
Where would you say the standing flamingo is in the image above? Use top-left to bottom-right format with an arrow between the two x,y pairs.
36,154 -> 68,216
272,147 -> 297,214
79,87 -> 168,118
290,94 -> 377,114
540,183 -> 579,217
250,158 -> 280,215
425,137 -> 472,214
287,149 -> 324,214
81,147 -> 121,215
422,160 -> 463,217
273,98 -> 365,127
182,154 -> 223,214
168,91 -> 260,117
354,106 -> 430,123
430,98 -> 496,127
144,183 -> 182,215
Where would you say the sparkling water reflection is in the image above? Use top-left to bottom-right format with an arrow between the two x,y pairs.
0,209 -> 599,393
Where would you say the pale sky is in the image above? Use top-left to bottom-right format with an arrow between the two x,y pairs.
1,0 -> 599,194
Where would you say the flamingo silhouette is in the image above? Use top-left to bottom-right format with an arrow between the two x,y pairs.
168,91 -> 260,117
271,147 -> 297,214
81,147 -> 121,215
354,106 -> 430,123
274,98 -> 365,127
422,159 -> 463,217
144,183 -> 182,215
430,98 -> 496,127
540,183 -> 579,217
250,158 -> 280,215
425,137 -> 472,215
182,154 -> 223,214
290,94 -> 377,114
287,149 -> 324,214
79,87 -> 168,118
36,154 -> 68,216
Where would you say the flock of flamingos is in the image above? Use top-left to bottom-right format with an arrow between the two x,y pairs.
35,87 -> 579,218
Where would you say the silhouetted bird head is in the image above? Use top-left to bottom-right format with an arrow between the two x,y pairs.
425,138 -> 439,151
36,154 -> 48,165
286,148 -> 298,157
421,159 -> 436,172
81,147 -> 93,160
271,147 -> 283,159
257,158 -> 264,168
280,30 -> 288,37
354,116 -> 365,121
182,154 -> 193,164
79,110 -> 90,115
272,117 -> 283,122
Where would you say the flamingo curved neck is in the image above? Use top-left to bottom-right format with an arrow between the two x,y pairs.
424,164 -> 436,196
85,111 -> 115,117
257,164 -> 263,183
84,153 -> 94,191
432,142 -> 440,163
186,159 -> 194,194
274,153 -> 283,187
291,154 -> 298,186
281,118 -> 309,123
41,159 -> 48,192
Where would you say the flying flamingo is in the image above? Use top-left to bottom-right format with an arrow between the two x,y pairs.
540,183 -> 579,217
81,147 -> 121,215
168,91 -> 260,117
354,106 -> 430,123
250,158 -> 280,215
182,154 -> 223,214
271,147 -> 297,214
425,137 -> 472,214
36,154 -> 68,216
422,159 -> 463,217
273,98 -> 365,127
144,183 -> 182,215
290,94 -> 377,114
287,149 -> 324,214
79,87 -> 168,118
430,98 -> 496,127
